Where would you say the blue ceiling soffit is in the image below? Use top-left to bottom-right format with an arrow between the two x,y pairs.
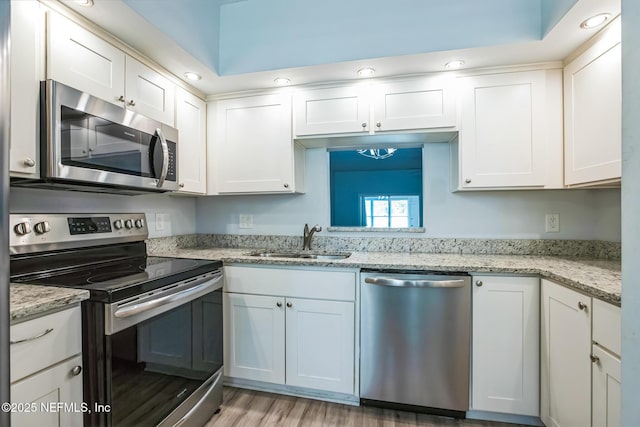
124,0 -> 568,76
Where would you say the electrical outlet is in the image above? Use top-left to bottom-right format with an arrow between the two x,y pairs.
239,214 -> 254,229
545,214 -> 560,233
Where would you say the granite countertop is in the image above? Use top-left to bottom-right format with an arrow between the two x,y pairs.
149,247 -> 622,306
10,284 -> 89,323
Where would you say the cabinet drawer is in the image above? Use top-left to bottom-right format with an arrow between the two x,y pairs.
593,299 -> 621,356
10,307 -> 82,383
224,266 -> 356,301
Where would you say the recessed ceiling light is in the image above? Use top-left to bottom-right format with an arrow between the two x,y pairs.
580,13 -> 611,29
274,77 -> 290,85
184,72 -> 202,81
445,60 -> 465,69
74,0 -> 94,6
357,68 -> 375,77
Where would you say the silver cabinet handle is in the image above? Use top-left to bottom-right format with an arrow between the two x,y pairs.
179,183 -> 185,188
376,122 -> 381,128
127,99 -> 136,107
23,158 -> 36,167
590,354 -> 600,364
578,301 -> 588,311
475,280 -> 483,287
284,183 -> 289,189
465,179 -> 472,184
71,366 -> 82,376
276,302 -> 282,307
10,328 -> 54,345
361,122 -> 367,128
118,95 -> 126,103
364,276 -> 466,288
286,302 -> 293,308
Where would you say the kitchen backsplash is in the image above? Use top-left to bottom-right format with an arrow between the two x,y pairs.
147,234 -> 621,261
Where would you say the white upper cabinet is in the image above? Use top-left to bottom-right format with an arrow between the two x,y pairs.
294,86 -> 370,135
175,87 -> 207,194
371,78 -> 456,131
47,11 -> 175,126
472,276 -> 539,417
209,94 -> 304,194
9,0 -> 44,178
47,11 -> 125,106
293,76 -> 455,136
455,69 -> 563,189
564,18 -> 621,187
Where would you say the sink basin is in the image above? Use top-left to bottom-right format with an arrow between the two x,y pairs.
248,251 -> 351,260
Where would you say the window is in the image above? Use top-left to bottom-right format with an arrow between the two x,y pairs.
362,195 -> 421,228
329,147 -> 423,229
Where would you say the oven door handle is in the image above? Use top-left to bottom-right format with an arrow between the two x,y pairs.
114,273 -> 222,318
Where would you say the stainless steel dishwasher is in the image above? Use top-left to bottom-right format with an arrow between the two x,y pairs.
360,270 -> 471,417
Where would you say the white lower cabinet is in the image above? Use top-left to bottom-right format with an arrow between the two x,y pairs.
223,266 -> 356,396
541,279 -> 592,427
592,298 -> 621,427
472,276 -> 539,416
10,307 -> 83,427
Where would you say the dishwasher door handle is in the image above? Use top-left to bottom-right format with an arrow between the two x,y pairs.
364,276 -> 466,288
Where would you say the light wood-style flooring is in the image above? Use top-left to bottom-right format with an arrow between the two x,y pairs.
206,387 -> 529,427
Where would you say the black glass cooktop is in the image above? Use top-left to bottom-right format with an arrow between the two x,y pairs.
10,242 -> 222,303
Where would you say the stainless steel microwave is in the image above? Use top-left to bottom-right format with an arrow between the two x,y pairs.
15,80 -> 179,194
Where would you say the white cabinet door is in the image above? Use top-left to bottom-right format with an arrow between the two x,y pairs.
47,12 -> 125,106
457,70 -> 552,188
175,88 -> 207,194
592,345 -> 621,427
214,94 -> 300,194
125,56 -> 175,126
472,276 -> 539,416
285,298 -> 354,394
564,19 -> 621,186
9,0 -> 44,178
372,78 -> 456,131
223,293 -> 285,384
294,86 -> 370,136
541,279 -> 591,427
11,355 -> 83,427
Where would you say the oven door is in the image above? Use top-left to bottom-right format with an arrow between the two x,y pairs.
84,271 -> 223,426
44,80 -> 178,192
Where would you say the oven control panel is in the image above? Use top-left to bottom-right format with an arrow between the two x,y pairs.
9,213 -> 148,254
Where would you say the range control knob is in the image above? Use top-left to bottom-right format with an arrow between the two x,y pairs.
134,219 -> 144,229
14,222 -> 32,236
124,219 -> 134,229
113,219 -> 124,230
34,221 -> 51,234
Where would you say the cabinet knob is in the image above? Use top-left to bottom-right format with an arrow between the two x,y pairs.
127,99 -> 136,107
578,301 -> 588,311
465,179 -> 471,184
376,122 -> 381,128
475,280 -> 483,287
286,302 -> 293,308
361,122 -> 367,129
283,183 -> 289,189
179,183 -> 185,188
590,354 -> 600,364
118,95 -> 126,103
23,158 -> 36,167
71,366 -> 82,376
276,302 -> 282,307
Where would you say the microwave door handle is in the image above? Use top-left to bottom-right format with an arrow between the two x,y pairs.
154,128 -> 169,188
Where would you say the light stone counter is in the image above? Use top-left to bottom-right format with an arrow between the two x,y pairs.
148,247 -> 622,306
10,284 -> 89,323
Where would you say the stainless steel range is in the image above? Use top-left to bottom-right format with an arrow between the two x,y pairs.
9,213 -> 223,427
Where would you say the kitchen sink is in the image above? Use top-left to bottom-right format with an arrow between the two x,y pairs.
248,251 -> 351,260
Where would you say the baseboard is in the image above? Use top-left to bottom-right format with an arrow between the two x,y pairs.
223,377 -> 360,406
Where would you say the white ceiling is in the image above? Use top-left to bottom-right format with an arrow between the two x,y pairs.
56,0 -> 620,97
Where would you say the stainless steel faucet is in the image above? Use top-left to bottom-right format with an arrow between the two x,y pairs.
303,224 -> 322,250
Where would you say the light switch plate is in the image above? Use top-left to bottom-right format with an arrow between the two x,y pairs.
239,214 -> 254,229
155,213 -> 170,231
